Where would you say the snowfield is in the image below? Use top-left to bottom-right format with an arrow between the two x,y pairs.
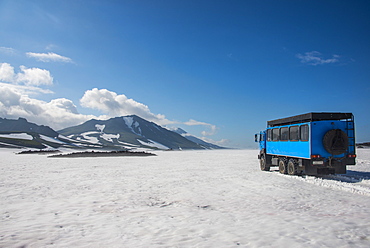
1,149 -> 370,247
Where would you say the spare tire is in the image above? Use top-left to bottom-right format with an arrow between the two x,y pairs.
323,129 -> 348,155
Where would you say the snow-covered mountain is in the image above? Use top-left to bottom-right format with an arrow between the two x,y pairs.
58,115 -> 212,150
172,128 -> 226,149
0,117 -> 58,137
0,116 -> 224,150
0,117 -> 73,149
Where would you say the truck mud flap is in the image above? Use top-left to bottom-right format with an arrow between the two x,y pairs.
317,168 -> 336,175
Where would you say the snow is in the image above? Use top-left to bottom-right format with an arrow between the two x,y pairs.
95,124 -> 105,132
58,134 -> 77,142
39,134 -> 66,144
66,131 -> 119,144
80,131 -> 100,144
137,139 -> 170,150
0,141 -> 21,148
1,148 -> 370,247
101,133 -> 120,142
123,116 -> 141,136
116,140 -> 139,147
0,133 -> 33,140
95,125 -> 119,142
123,116 -> 134,128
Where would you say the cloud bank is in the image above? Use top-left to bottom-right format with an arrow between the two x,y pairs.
80,88 -> 173,126
0,62 -> 91,129
0,86 -> 94,130
0,63 -> 53,86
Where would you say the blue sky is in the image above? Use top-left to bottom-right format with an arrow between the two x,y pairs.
0,0 -> 369,148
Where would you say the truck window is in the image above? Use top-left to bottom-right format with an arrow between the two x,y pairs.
280,127 -> 288,141
267,129 -> 272,141
300,125 -> 309,141
272,128 -> 279,141
289,126 -> 299,141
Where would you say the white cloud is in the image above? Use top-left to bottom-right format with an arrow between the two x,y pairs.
0,63 -> 73,129
0,85 -> 94,130
184,119 -> 209,126
16,66 -> 53,86
0,63 -> 15,82
296,51 -> 340,65
0,82 -> 53,95
0,85 -> 21,107
50,98 -> 79,114
201,136 -> 229,146
201,125 -> 217,136
26,52 -> 73,63
184,119 -> 217,136
0,63 -> 53,86
80,88 -> 174,125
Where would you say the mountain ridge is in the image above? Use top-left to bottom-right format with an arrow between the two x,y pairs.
58,115 -> 206,150
0,115 -> 224,150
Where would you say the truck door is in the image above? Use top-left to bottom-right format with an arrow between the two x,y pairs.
259,131 -> 266,151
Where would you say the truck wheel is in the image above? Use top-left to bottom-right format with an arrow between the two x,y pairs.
279,159 -> 287,174
260,154 -> 270,171
287,159 -> 298,175
323,129 -> 348,155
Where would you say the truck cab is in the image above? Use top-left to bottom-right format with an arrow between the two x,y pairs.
255,131 -> 266,151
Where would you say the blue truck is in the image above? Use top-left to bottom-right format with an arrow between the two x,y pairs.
255,113 -> 356,175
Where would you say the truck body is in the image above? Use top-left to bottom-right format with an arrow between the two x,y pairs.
255,113 -> 356,175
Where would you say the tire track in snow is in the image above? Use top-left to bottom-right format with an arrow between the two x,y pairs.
277,173 -> 370,196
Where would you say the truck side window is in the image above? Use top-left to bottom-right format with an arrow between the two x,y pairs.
280,127 -> 288,141
289,126 -> 299,141
272,128 -> 279,141
267,129 -> 272,141
300,125 -> 309,141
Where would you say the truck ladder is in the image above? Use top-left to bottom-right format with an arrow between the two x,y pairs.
346,115 -> 356,154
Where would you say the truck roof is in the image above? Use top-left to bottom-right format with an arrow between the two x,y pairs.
267,112 -> 353,127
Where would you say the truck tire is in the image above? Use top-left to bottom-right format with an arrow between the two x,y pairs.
260,154 -> 270,171
323,129 -> 349,155
279,158 -> 287,174
287,159 -> 298,175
